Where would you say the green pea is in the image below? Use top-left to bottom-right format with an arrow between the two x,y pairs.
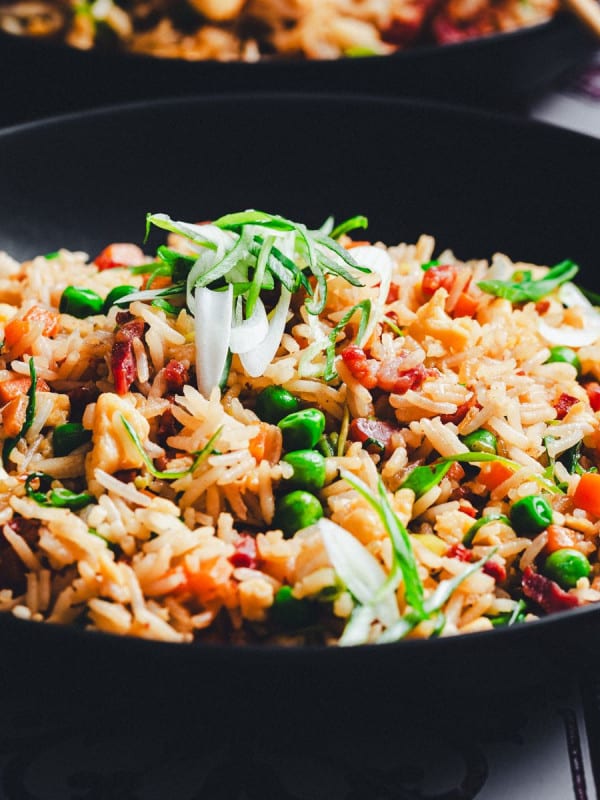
53,422 -> 92,456
274,490 -> 323,539
59,286 -> 104,318
271,585 -> 316,629
103,285 -> 136,315
545,346 -> 581,376
543,548 -> 591,589
510,494 -> 553,536
278,408 -> 326,451
461,429 -> 498,455
255,385 -> 299,424
282,450 -> 327,492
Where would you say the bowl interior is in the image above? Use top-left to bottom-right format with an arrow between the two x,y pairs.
1,95 -> 600,715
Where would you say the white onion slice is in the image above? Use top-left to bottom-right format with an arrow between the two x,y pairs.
559,282 -> 594,310
239,287 -> 291,378
229,298 -> 269,354
350,245 -> 393,343
309,518 -> 399,627
538,319 -> 600,348
486,253 -> 514,281
194,284 -> 232,398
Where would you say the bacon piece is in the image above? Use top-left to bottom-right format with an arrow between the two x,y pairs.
521,566 -> 579,614
111,318 -> 145,395
458,499 -> 477,518
66,383 -> 99,421
446,543 -> 471,562
349,417 -> 400,457
553,393 -> 579,421
163,360 -> 189,393
341,345 -> 379,389
440,400 -> 472,425
431,13 -> 486,44
229,534 -> 259,570
483,559 -> 507,583
156,408 -> 178,445
341,345 -> 437,394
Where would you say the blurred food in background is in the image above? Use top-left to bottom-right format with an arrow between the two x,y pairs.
0,0 -> 559,61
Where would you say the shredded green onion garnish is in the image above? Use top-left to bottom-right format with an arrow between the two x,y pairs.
25,472 -> 95,510
120,415 -> 222,480
3,357 -> 37,464
478,260 -> 579,304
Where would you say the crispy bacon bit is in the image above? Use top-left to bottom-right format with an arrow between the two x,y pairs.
421,265 -> 458,297
341,345 -> 437,394
111,340 -> 137,395
585,382 -> 600,412
349,417 -> 400,457
0,519 -> 41,594
521,566 -> 579,614
341,345 -> 379,389
111,318 -> 145,395
156,408 -> 178,445
440,400 -> 472,425
554,393 -> 579,420
229,534 -> 259,570
94,243 -> 144,271
447,543 -> 471,562
447,462 -> 465,482
164,360 -> 189,393
483,559 -> 507,583
114,469 -> 138,484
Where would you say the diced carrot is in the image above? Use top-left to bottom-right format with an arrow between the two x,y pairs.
545,524 -> 585,554
1,395 -> 28,438
4,306 -> 59,347
477,461 -> 515,492
345,240 -> 371,249
452,292 -> 479,318
141,274 -> 172,291
249,423 -> 269,462
0,376 -> 50,403
94,243 -> 144,271
572,472 -> 600,517
185,556 -> 234,605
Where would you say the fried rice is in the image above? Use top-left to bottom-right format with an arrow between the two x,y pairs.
1,209 -> 599,647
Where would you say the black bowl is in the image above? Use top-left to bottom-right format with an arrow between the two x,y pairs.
0,95 -> 599,723
0,12 -> 596,127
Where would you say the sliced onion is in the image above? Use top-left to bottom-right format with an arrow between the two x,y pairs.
538,319 -> 600,348
239,287 -> 292,378
559,282 -> 594,310
350,245 -> 393,344
229,298 -> 269,354
194,284 -> 232,398
308,518 -> 399,627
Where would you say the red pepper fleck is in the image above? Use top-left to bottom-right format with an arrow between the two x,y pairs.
521,566 -> 579,614
447,543 -> 471,562
229,534 -> 259,569
554,393 -> 579,421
